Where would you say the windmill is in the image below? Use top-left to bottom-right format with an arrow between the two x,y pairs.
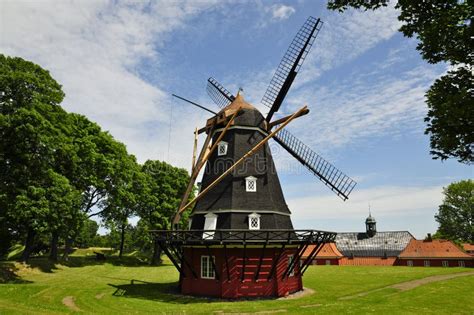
153,16 -> 356,299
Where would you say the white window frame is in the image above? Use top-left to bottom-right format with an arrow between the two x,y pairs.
217,141 -> 228,156
407,260 -> 413,267
203,213 -> 217,239
288,255 -> 295,277
201,255 -> 215,279
245,176 -> 257,192
458,260 -> 465,267
248,212 -> 261,230
424,260 -> 430,267
442,260 -> 449,267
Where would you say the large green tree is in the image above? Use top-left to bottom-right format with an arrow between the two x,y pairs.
435,179 -> 473,242
0,55 -> 84,261
138,160 -> 191,264
328,0 -> 473,164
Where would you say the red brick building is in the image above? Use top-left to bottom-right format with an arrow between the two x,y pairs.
302,215 -> 473,268
303,242 -> 343,265
397,239 -> 474,267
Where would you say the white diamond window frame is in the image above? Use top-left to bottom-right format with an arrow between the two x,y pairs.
248,212 -> 261,230
217,141 -> 228,156
245,176 -> 257,192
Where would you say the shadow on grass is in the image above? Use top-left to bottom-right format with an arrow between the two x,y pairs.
108,280 -> 214,304
0,262 -> 32,284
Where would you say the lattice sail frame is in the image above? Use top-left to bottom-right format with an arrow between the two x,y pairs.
273,128 -> 356,200
206,77 -> 235,109
262,17 -> 322,121
202,16 -> 356,201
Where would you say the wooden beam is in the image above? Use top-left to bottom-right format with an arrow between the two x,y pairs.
172,131 -> 212,227
268,108 -> 309,129
191,128 -> 198,173
177,105 -> 308,213
172,108 -> 241,227
202,106 -> 241,162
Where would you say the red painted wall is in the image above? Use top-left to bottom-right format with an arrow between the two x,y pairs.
180,246 -> 303,298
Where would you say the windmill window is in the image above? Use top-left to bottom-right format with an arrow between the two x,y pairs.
459,260 -> 465,267
248,213 -> 261,230
245,176 -> 257,192
201,255 -> 215,279
442,260 -> 448,267
407,260 -> 413,267
217,141 -> 228,156
424,260 -> 430,267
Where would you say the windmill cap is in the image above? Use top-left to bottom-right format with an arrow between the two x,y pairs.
219,90 -> 258,114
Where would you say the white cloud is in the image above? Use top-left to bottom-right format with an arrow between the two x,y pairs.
270,4 -> 296,21
296,3 -> 402,87
280,62 -> 447,159
288,184 -> 443,220
0,0 -> 218,166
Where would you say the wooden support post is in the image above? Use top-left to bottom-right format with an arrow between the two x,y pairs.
224,243 -> 231,281
172,131 -> 212,227
282,242 -> 308,279
178,105 -> 308,214
241,240 -> 247,282
254,242 -> 267,281
268,244 -> 286,281
158,242 -> 182,275
300,234 -> 328,275
172,107 -> 241,226
191,127 -> 198,172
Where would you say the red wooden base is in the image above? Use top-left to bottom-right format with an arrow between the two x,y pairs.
180,246 -> 303,299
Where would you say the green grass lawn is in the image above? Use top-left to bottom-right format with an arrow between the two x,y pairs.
0,255 -> 472,314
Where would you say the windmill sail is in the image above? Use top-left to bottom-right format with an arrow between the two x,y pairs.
262,17 -> 322,121
207,77 -> 235,109
273,128 -> 356,200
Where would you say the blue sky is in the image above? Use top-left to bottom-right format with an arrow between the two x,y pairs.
1,1 -> 471,238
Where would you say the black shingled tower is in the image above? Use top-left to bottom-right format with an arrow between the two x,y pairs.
190,93 -> 293,231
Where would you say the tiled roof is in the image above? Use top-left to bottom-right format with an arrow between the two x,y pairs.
399,239 -> 473,259
302,242 -> 343,258
462,243 -> 474,252
335,231 -> 414,257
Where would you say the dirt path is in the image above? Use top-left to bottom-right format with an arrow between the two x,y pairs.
340,271 -> 474,300
62,296 -> 81,312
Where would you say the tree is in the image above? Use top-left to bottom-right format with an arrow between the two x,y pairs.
138,160 -> 191,264
75,219 -> 100,248
100,153 -> 140,258
435,179 -> 473,242
327,0 -> 473,164
0,55 -> 83,261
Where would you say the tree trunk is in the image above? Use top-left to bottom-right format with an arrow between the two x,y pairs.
151,239 -> 162,265
20,228 -> 36,263
49,231 -> 59,261
119,223 -> 125,258
62,237 -> 73,261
